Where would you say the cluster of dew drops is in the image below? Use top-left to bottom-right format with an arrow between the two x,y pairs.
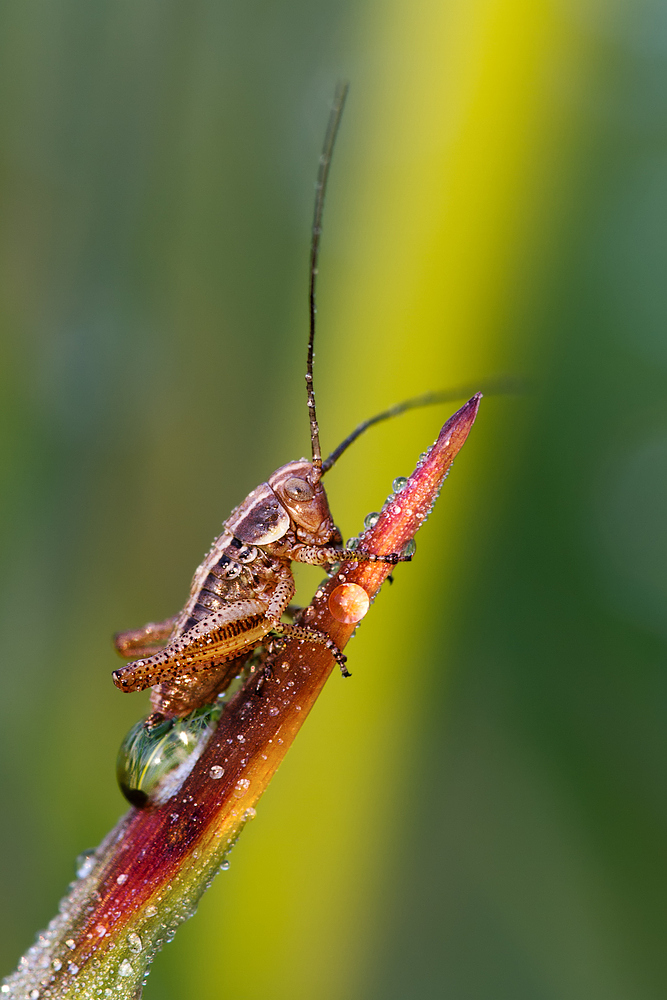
0,459 -> 447,1000
343,471 -> 419,561
320,468 -> 424,636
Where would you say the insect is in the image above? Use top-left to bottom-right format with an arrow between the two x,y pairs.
111,85 -> 412,725
112,85 -> 491,729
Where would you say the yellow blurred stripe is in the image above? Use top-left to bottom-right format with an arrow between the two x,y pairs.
192,2 -> 593,998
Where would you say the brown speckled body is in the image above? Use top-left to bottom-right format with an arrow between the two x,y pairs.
113,458 -> 410,720
147,528 -> 283,718
113,455 -> 412,720
111,89 -> 413,723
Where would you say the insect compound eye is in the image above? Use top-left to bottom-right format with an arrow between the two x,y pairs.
116,704 -> 223,808
283,477 -> 315,502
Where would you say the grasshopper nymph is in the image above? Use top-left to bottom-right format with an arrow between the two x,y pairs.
112,86 -> 489,730
112,85 -> 414,724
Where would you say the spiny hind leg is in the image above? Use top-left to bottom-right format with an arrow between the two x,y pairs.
113,599 -> 269,693
149,653 -> 250,722
114,615 -> 179,658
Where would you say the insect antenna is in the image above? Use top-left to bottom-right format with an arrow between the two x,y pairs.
321,374 -> 523,473
307,81 -> 349,481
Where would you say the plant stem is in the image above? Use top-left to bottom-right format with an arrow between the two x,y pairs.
2,394 -> 481,1000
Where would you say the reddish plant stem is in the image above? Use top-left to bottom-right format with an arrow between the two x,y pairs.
7,394 -> 480,997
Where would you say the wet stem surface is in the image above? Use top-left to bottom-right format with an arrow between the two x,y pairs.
2,394 -> 480,1000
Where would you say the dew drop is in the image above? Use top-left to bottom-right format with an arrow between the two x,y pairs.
52,960 -> 62,971
127,933 -> 142,955
402,538 -> 417,558
392,476 -> 408,492
30,989 -> 40,998
234,778 -> 250,797
346,537 -> 359,550
116,873 -> 128,885
364,512 -> 380,529
118,960 -> 133,978
67,963 -> 78,976
268,706 -> 280,717
145,905 -> 158,917
209,765 -> 225,779
329,583 -> 370,624
65,940 -> 75,951
220,860 -> 230,871
75,849 -> 96,879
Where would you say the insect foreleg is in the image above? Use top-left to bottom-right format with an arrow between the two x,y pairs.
290,545 -> 412,567
264,565 -> 348,673
271,619 -> 350,676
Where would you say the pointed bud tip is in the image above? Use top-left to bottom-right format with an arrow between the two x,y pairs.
431,392 -> 482,462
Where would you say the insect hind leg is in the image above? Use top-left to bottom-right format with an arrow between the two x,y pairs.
114,615 -> 178,658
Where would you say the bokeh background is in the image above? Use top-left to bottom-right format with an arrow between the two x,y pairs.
1,0 -> 667,997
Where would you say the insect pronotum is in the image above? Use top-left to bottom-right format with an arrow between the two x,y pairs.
112,84 -> 481,727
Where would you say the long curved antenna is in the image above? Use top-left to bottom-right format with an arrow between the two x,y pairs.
307,82 -> 349,480
321,375 -> 524,473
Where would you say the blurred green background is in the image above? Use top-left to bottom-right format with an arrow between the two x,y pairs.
2,0 -> 667,997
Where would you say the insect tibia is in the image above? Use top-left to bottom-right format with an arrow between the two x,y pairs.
271,620 -> 347,669
340,548 -> 412,565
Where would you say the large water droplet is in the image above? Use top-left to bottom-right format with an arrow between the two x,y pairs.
118,960 -> 133,978
329,583 -> 370,624
117,702 -> 223,807
392,476 -> 408,493
364,512 -> 380,529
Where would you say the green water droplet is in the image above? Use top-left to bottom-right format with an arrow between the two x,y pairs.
116,703 -> 222,807
402,538 -> 417,557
